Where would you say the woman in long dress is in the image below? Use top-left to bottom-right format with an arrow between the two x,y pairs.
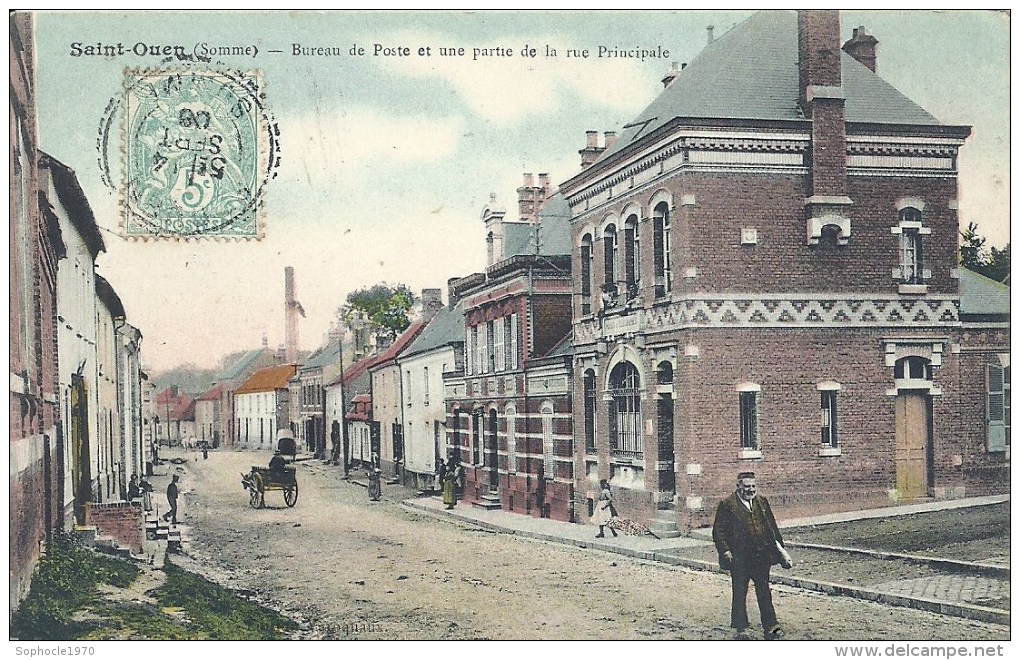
442,458 -> 459,509
591,479 -> 618,538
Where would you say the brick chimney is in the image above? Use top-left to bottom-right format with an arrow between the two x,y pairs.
447,277 -> 461,310
578,130 -> 606,169
421,288 -> 443,320
537,173 -> 551,199
604,131 -> 617,151
842,25 -> 878,73
799,10 -> 851,236
799,10 -> 853,245
517,172 -> 545,223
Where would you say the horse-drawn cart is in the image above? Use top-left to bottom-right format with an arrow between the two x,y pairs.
241,466 -> 298,509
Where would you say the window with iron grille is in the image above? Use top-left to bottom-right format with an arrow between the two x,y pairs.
820,390 -> 838,448
583,369 -> 597,453
739,391 -> 759,450
609,361 -> 641,454
898,207 -> 926,285
542,402 -> 555,479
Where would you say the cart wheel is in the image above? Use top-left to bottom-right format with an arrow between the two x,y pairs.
284,483 -> 298,507
249,474 -> 265,509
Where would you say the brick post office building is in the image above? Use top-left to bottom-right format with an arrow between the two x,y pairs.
561,10 -> 1009,532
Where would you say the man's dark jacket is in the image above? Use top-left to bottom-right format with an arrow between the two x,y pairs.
712,493 -> 784,569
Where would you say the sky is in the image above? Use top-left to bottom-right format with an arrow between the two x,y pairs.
32,10 -> 1010,374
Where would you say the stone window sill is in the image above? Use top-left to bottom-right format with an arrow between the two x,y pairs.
818,446 -> 842,457
738,449 -> 762,460
898,284 -> 928,295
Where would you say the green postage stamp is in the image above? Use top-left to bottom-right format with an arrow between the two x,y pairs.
119,68 -> 277,239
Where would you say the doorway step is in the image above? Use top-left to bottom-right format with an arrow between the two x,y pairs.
649,508 -> 682,539
472,490 -> 502,511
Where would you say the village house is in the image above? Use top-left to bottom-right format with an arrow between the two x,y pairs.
114,320 -> 145,492
325,352 -> 376,472
292,336 -> 344,459
195,383 -> 227,447
95,275 -> 127,502
368,318 -> 430,477
215,340 -> 282,447
559,10 -> 1009,532
444,175 -> 576,520
154,386 -> 195,447
234,364 -> 298,450
10,13 -> 64,608
397,297 -> 466,491
42,153 -> 104,525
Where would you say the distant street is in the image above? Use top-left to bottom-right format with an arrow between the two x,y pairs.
163,447 -> 1008,641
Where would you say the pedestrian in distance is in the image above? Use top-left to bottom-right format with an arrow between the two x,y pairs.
163,474 -> 180,525
591,479 -> 618,538
712,471 -> 793,641
366,451 -> 382,501
128,473 -> 140,501
140,476 -> 154,511
442,457 -> 459,510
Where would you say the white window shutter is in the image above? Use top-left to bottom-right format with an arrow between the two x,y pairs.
988,364 -> 1006,451
494,317 -> 504,372
510,314 -> 519,369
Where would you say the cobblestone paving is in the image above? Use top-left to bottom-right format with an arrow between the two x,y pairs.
869,575 -> 1009,606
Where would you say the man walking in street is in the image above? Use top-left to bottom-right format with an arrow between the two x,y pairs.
712,471 -> 793,641
163,474 -> 180,524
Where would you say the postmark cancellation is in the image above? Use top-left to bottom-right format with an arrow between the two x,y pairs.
118,68 -> 278,240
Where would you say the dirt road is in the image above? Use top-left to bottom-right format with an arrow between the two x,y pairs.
167,448 -> 1007,641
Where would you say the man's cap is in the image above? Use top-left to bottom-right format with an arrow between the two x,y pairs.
737,471 -> 756,480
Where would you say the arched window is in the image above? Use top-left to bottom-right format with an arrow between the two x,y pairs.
580,234 -> 593,315
505,404 -> 517,473
603,224 -> 618,295
624,214 -> 640,299
609,361 -> 641,454
583,370 -> 597,453
652,202 -> 672,297
541,402 -> 555,479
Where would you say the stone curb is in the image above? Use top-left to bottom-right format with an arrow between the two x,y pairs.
784,542 -> 1010,579
400,500 -> 1009,627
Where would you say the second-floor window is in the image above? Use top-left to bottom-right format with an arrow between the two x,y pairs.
580,234 -> 593,315
624,214 -> 639,299
583,369 -> 597,453
652,202 -> 672,297
897,207 -> 927,285
603,224 -> 618,292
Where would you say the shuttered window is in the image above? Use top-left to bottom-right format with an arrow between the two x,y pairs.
987,364 -> 1010,452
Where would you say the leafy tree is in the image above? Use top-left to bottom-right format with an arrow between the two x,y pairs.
341,283 -> 417,339
960,222 -> 987,272
960,223 -> 1010,283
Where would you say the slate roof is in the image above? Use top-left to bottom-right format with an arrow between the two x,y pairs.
301,340 -> 342,371
600,10 -> 943,162
960,268 -> 1010,317
401,302 -> 466,360
94,274 -> 125,318
219,348 -> 273,382
502,193 -> 572,257
367,321 -> 428,371
196,383 -> 227,402
235,364 -> 298,395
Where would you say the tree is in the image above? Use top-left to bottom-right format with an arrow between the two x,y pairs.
960,223 -> 1010,283
341,283 -> 417,339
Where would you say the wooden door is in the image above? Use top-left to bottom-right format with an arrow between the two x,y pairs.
895,391 -> 932,500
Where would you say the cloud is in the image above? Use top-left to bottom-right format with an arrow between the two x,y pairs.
280,108 -> 465,183
377,30 -> 659,124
